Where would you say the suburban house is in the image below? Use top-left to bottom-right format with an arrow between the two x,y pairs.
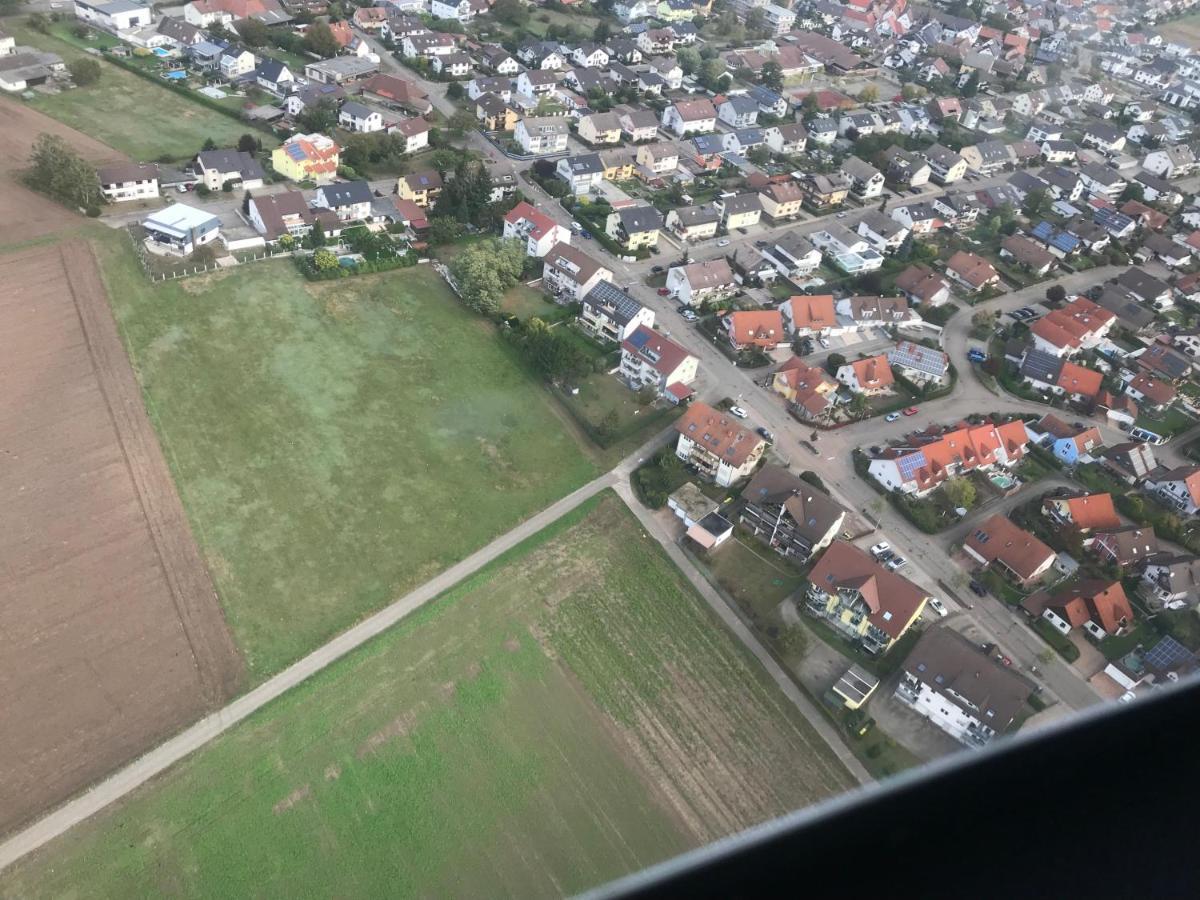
714,193 -> 762,230
856,210 -> 909,254
1125,372 -> 1178,412
304,57 -> 379,86
896,628 -> 1032,748
758,181 -> 806,221
810,226 -> 883,274
541,242 -> 611,302
1000,235 -> 1056,276
391,118 -> 430,154
184,0 -> 290,27
397,169 -> 443,207
673,402 -> 767,487
964,514 -> 1056,586
578,281 -> 654,343
247,190 -> 321,242
739,465 -> 846,562
664,205 -> 721,242
799,173 -> 852,210
771,356 -> 838,418
945,251 -> 1000,293
271,133 -> 340,184
661,98 -> 717,136
634,141 -> 679,176
1141,553 -> 1200,610
923,143 -> 968,184
1042,492 -> 1121,533
724,309 -> 785,352
666,259 -> 735,307
764,231 -> 821,277
764,122 -> 808,155
619,325 -> 698,403
836,355 -> 895,395
1029,414 -> 1102,466
75,0 -> 153,31
359,74 -> 432,115
867,419 -> 1030,496
338,100 -> 383,133
503,201 -> 571,257
1091,526 -> 1160,568
514,117 -> 569,154
1019,351 -> 1103,403
219,48 -> 255,81
887,342 -> 950,386
717,95 -> 759,128
617,107 -> 659,142
97,162 -> 159,203
841,156 -> 885,199
312,180 -> 373,222
142,203 -> 221,255
253,58 -> 292,95
1144,466 -> 1200,516
476,93 -> 518,131
804,542 -> 928,655
192,148 -> 264,190
578,111 -> 623,145
837,295 -> 920,331
556,153 -> 606,195
605,205 -> 663,251
1102,441 -> 1159,484
1024,580 -> 1134,640
780,293 -> 837,336
895,264 -> 951,306
1029,297 -> 1116,357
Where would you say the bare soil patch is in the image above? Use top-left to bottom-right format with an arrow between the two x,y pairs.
0,240 -> 242,837
0,99 -> 125,248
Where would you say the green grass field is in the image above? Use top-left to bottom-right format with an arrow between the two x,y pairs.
91,233 -> 597,677
4,20 -> 263,161
0,494 -> 854,898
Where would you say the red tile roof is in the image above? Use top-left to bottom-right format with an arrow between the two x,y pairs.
1055,360 -> 1103,398
807,542 -> 927,640
847,354 -> 895,390
1050,580 -> 1133,635
674,402 -> 764,467
504,200 -> 559,241
726,309 -> 785,348
965,514 -> 1055,581
782,294 -> 837,331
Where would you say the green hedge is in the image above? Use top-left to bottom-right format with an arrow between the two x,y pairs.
1033,618 -> 1080,662
295,251 -> 418,281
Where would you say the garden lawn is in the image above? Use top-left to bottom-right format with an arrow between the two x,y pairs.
5,20 -> 261,161
91,232 -> 597,677
1,494 -> 855,898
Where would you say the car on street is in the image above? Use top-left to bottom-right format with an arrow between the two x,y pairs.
927,598 -> 948,618
651,265 -> 664,273
580,231 -> 592,239
885,412 -> 901,422
836,212 -> 848,218
571,221 -> 583,232
967,348 -> 987,363
886,555 -> 907,571
756,427 -> 774,442
969,580 -> 988,597
717,238 -> 731,247
902,406 -> 919,416
657,287 -> 670,296
736,227 -> 748,235
870,541 -> 891,558
681,309 -> 698,322
754,239 -> 768,248
819,337 -> 830,348
728,405 -> 748,418
877,549 -> 895,563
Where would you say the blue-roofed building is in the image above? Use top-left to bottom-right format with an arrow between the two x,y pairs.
1105,634 -> 1198,695
1094,207 -> 1136,239
692,133 -> 725,157
723,127 -> 765,154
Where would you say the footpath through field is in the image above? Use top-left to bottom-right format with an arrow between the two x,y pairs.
0,433 -> 869,873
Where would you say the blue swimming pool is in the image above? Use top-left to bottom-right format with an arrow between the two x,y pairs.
164,69 -> 186,80
153,47 -> 170,57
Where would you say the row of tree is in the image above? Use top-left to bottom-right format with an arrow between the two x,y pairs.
27,133 -> 103,213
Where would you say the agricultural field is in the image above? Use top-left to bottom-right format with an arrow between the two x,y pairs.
0,238 -> 242,837
91,235 -> 598,677
2,20 -> 260,161
0,494 -> 855,897
1169,13 -> 1200,49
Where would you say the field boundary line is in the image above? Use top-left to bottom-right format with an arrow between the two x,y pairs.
0,470 -> 617,873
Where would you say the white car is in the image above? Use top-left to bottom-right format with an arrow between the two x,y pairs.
885,412 -> 901,422
717,238 -> 731,247
728,405 -> 748,418
870,541 -> 891,558
886,555 -> 907,571
927,598 -> 948,618
571,221 -> 583,232
819,337 -> 830,348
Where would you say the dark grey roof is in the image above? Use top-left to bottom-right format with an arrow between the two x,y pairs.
582,281 -> 644,326
318,180 -> 374,207
561,153 -> 604,175
616,205 -> 664,232
1020,348 -> 1063,384
194,149 -> 264,181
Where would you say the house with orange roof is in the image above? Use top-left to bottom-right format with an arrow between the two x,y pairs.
945,251 -> 1000,293
503,201 -> 571,257
866,419 -> 1029,496
1145,466 -> 1200,516
1024,580 -> 1133,639
779,294 -> 837,335
1029,413 -> 1101,466
1029,296 -> 1115,358
1054,360 -> 1104,403
964,514 -> 1056,586
674,402 -> 767,486
1042,492 -> 1121,532
271,132 -> 340,184
804,542 -> 929,654
1124,372 -> 1177,412
771,357 -> 839,420
724,310 -> 785,351
836,354 -> 895,395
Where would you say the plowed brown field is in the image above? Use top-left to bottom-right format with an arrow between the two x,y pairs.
0,239 -> 243,837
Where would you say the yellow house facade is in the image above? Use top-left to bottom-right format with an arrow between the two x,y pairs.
578,113 -> 622,145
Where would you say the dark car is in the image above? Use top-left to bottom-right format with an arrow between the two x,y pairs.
969,580 -> 988,597
756,427 -> 774,442
737,227 -> 748,235
651,265 -> 664,274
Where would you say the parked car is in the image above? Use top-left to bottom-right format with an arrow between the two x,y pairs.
902,406 -> 919,416
927,598 -> 948,617
886,555 -> 907,571
728,405 -> 748,418
571,221 -> 583,232
736,227 -> 748,235
819,337 -> 830,348
657,287 -> 670,296
651,265 -> 664,273
580,231 -> 592,240
756,427 -> 774,442
877,549 -> 895,563
969,580 -> 988,597
681,309 -> 698,322
885,412 -> 901,422
967,348 -> 987,363
717,238 -> 731,247
870,541 -> 891,558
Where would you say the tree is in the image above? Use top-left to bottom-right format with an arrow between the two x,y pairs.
676,47 -> 700,76
747,145 -> 771,166
298,97 -> 339,133
760,61 -> 783,93
1,0 -> 28,14
1022,187 -> 1049,219
237,133 -> 261,153
202,137 -> 218,151
859,85 -> 879,103
595,409 -> 620,443
450,238 -> 526,314
698,58 -> 727,91
234,16 -> 269,46
592,22 -> 610,43
312,248 -> 339,271
848,393 -> 869,417
278,233 -> 296,251
492,0 -> 529,26
799,470 -> 826,491
303,218 -> 326,249
68,58 -> 101,87
636,384 -> 658,406
801,92 -> 820,116
446,80 -> 464,100
26,11 -> 48,32
825,352 -> 846,375
744,7 -> 768,37
304,21 -> 340,59
1046,284 -> 1067,304
428,215 -> 464,245
942,477 -> 976,510
1120,182 -> 1145,203
901,83 -> 922,101
26,133 -> 103,210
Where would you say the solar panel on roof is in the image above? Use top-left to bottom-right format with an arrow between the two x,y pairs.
1144,635 -> 1195,672
286,144 -> 306,161
897,451 -> 927,482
